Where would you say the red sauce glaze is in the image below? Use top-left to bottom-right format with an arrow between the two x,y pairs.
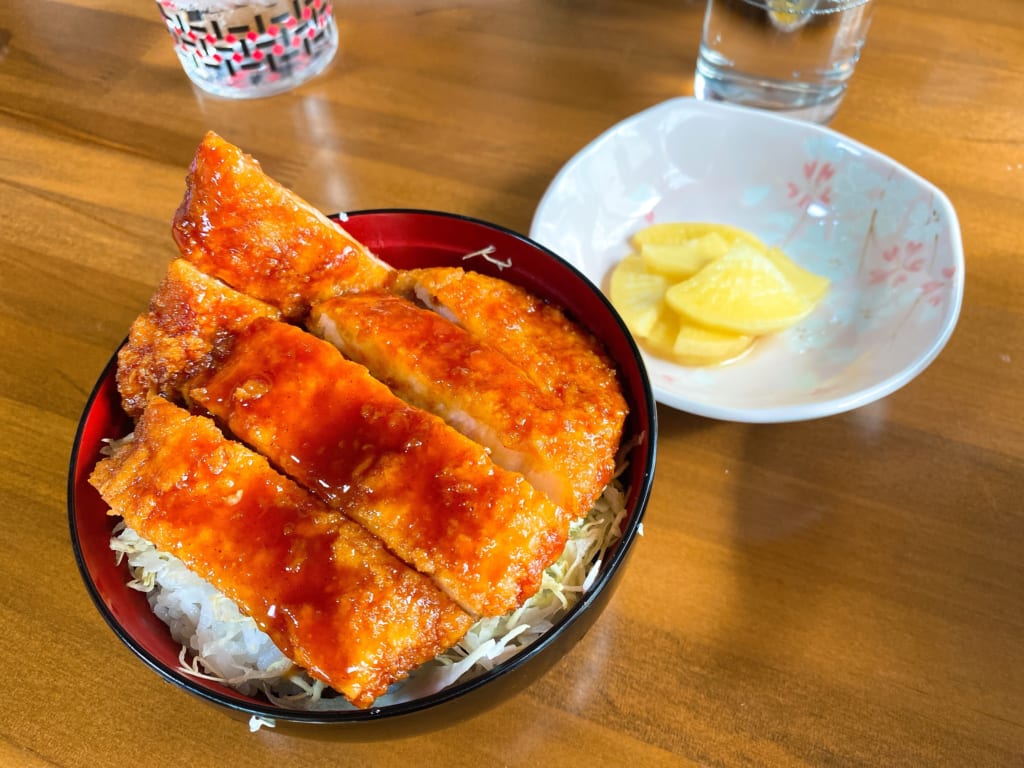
188,318 -> 569,617
90,398 -> 473,708
171,132 -> 392,320
393,268 -> 628,516
310,293 -> 577,512
116,259 -> 280,417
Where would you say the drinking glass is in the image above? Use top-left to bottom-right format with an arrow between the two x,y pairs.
155,0 -> 338,99
694,0 -> 875,123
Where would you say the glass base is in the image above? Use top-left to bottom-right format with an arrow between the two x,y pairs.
694,54 -> 848,124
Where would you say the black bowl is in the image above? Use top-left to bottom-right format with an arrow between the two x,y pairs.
68,210 -> 657,735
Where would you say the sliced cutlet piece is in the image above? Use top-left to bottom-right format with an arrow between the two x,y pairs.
186,317 -> 569,618
393,267 -> 628,516
310,293 -> 586,516
117,259 -> 280,418
171,132 -> 393,320
89,397 -> 474,709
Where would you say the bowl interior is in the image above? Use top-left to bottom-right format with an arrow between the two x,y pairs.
68,209 -> 657,726
531,98 -> 964,422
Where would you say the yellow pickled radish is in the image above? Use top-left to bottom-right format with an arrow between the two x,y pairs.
672,320 -> 754,366
643,311 -> 680,358
764,247 -> 831,305
610,221 -> 829,367
608,254 -> 669,339
642,311 -> 752,366
665,243 -> 813,335
640,232 -> 731,279
631,221 -> 765,251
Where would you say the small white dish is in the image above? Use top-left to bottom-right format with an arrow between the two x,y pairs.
531,98 -> 964,422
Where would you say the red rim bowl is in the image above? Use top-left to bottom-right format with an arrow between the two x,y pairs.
67,209 -> 658,733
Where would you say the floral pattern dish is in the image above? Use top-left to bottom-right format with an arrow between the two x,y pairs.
530,98 -> 964,422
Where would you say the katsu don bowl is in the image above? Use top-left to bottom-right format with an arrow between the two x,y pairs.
69,189 -> 656,731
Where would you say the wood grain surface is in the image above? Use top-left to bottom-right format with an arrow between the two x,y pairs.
1,1 -> 1021,766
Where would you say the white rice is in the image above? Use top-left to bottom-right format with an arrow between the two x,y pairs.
110,478 -> 629,712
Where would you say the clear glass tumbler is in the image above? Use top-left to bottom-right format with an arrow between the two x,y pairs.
155,0 -> 338,99
694,0 -> 875,123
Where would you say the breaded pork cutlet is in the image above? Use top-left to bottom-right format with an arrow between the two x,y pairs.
90,397 -> 474,708
116,259 -> 280,418
394,267 -> 628,516
187,318 -> 570,618
311,293 -> 581,515
171,132 -> 393,320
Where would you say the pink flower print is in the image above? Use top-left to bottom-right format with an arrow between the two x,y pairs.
868,241 -> 925,288
787,160 -> 836,210
920,266 -> 956,307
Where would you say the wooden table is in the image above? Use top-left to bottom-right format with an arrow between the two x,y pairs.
2,1 -> 1021,765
